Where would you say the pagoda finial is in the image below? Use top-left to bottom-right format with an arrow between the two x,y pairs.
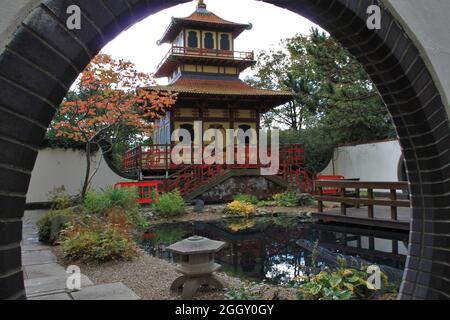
197,0 -> 207,10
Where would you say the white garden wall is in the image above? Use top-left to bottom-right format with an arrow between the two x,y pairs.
26,148 -> 132,204
320,139 -> 403,182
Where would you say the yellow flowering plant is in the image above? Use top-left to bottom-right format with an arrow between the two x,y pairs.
225,200 -> 257,217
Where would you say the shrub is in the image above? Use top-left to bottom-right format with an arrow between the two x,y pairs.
125,207 -> 150,231
225,200 -> 256,217
234,194 -> 259,205
83,187 -> 149,231
59,212 -> 140,263
37,208 -> 77,244
47,185 -> 75,210
84,187 -> 138,215
256,200 -> 277,207
273,191 -> 312,207
152,191 -> 185,217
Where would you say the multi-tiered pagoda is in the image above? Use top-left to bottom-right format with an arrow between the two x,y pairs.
122,1 -> 311,202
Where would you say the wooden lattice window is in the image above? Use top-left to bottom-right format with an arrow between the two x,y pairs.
220,34 -> 230,51
187,31 -> 198,48
204,32 -> 214,49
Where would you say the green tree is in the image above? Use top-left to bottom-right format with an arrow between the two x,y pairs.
247,28 -> 395,173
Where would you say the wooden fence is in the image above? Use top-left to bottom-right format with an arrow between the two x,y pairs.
315,180 -> 410,222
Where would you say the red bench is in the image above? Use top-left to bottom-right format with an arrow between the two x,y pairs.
316,175 -> 345,195
114,181 -> 160,204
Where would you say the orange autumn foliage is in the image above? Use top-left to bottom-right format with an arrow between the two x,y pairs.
54,53 -> 177,143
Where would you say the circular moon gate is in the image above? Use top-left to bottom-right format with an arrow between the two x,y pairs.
0,0 -> 449,300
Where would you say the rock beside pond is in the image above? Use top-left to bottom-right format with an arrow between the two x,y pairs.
141,209 -> 155,219
193,199 -> 205,212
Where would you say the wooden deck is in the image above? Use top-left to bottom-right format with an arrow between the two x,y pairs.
312,206 -> 411,231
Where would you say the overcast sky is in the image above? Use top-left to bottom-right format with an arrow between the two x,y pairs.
101,0 -> 322,84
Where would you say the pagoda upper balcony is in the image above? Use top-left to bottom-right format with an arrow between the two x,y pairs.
155,45 -> 255,78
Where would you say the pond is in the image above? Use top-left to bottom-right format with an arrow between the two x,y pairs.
140,215 -> 408,288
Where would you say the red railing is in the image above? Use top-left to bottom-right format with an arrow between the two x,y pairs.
121,144 -> 315,195
122,144 -> 291,171
122,146 -> 142,173
122,145 -> 173,172
156,45 -> 254,71
114,181 -> 160,204
164,164 -> 228,196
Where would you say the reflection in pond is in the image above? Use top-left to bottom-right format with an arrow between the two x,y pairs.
141,216 -> 408,288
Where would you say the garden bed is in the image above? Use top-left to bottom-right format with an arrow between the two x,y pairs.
41,187 -> 400,301
51,246 -> 298,300
147,204 -> 316,225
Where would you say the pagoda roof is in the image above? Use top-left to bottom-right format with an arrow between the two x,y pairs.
143,75 -> 293,107
158,1 -> 252,44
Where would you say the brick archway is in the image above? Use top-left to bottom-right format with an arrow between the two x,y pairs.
0,0 -> 449,300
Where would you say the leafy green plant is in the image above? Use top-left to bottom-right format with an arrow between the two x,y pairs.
296,256 -> 391,300
256,200 -> 277,207
272,191 -> 313,207
152,191 -> 185,217
234,194 -> 259,205
59,212 -> 140,263
37,208 -> 77,244
83,187 -> 148,231
273,191 -> 299,207
47,185 -> 75,210
84,187 -> 139,215
125,208 -> 150,231
224,282 -> 264,300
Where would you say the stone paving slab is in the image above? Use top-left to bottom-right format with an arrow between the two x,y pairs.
24,263 -> 67,280
25,275 -> 93,297
22,250 -> 57,266
22,239 -> 42,246
23,210 -> 46,226
71,282 -> 140,300
28,293 -> 73,300
22,233 -> 40,245
22,243 -> 49,252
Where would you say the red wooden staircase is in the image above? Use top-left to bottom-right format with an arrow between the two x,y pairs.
120,144 -> 315,200
162,164 -> 229,196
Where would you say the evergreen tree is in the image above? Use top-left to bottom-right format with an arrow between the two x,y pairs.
246,28 -> 395,173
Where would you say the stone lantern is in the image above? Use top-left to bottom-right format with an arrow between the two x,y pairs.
167,236 -> 226,299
